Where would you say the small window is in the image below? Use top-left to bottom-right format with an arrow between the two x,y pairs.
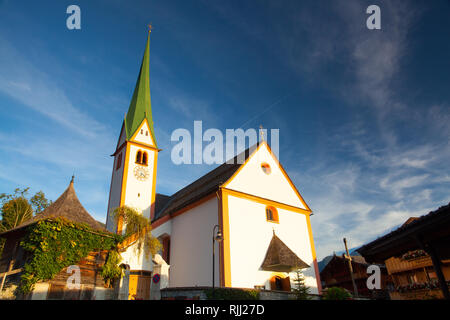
141,129 -> 144,134
116,153 -> 122,170
142,152 -> 148,165
145,131 -> 148,136
136,150 -> 143,164
266,206 -> 279,223
261,163 -> 271,174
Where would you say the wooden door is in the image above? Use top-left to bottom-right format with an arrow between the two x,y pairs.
129,275 -> 151,300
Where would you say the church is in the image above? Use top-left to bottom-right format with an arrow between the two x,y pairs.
105,30 -> 321,298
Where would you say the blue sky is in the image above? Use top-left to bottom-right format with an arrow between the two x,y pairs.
0,0 -> 449,260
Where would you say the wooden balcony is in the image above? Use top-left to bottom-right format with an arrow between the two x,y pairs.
386,256 -> 450,274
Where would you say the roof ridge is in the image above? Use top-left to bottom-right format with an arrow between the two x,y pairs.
152,144 -> 259,221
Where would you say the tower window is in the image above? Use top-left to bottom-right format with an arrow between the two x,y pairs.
141,129 -> 144,134
135,150 -> 148,166
145,131 -> 148,136
142,152 -> 148,165
136,150 -> 143,164
266,206 -> 279,223
116,153 -> 122,170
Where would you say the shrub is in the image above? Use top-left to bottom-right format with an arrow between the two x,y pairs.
322,287 -> 352,300
205,287 -> 260,300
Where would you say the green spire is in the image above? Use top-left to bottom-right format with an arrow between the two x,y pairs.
125,30 -> 157,147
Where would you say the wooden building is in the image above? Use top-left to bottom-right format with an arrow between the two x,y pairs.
0,178 -> 115,300
358,203 -> 450,300
320,254 -> 391,299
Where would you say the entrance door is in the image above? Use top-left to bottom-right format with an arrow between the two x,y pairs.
129,272 -> 152,300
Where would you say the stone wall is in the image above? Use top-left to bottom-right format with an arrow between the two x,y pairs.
161,287 -> 320,300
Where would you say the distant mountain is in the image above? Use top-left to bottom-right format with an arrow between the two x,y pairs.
318,248 -> 362,272
318,255 -> 333,273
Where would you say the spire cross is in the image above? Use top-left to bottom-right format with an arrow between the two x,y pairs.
148,24 -> 153,33
259,125 -> 265,141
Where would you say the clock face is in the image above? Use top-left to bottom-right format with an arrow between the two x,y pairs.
134,166 -> 150,181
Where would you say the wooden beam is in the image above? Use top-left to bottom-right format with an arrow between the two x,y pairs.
0,268 -> 23,278
0,242 -> 18,293
415,235 -> 450,300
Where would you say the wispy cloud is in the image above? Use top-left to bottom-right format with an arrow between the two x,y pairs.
0,36 -> 109,139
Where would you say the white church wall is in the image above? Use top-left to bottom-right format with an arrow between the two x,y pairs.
132,120 -> 156,147
169,197 -> 220,287
123,144 -> 157,220
152,220 -> 172,239
226,194 -> 319,294
120,240 -> 154,272
224,143 -> 307,210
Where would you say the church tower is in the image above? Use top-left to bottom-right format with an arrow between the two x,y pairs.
106,30 -> 159,234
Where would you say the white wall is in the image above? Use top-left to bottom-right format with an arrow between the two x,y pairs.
152,220 -> 172,239
132,120 -> 155,146
226,194 -> 318,294
225,143 -> 307,210
123,144 -> 157,220
168,197 -> 220,287
120,240 -> 154,271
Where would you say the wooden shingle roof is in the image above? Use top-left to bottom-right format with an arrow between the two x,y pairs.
0,178 -> 105,235
357,202 -> 450,262
260,233 -> 310,272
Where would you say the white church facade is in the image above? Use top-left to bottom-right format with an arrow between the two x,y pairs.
105,30 -> 322,298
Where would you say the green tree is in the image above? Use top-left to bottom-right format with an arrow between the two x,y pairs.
0,197 -> 33,257
1,197 -> 33,230
322,287 -> 352,300
30,191 -> 52,214
292,269 -> 310,300
0,187 -> 51,256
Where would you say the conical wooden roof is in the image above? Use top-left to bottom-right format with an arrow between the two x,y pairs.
1,178 -> 105,234
260,233 -> 310,272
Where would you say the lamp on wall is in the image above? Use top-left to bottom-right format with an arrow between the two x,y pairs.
212,224 -> 223,292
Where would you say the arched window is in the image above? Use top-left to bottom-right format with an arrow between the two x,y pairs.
270,275 -> 291,291
142,152 -> 148,166
136,150 -> 142,164
275,276 -> 283,290
266,206 -> 279,223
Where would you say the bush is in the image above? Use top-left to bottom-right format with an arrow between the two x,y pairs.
205,288 -> 260,300
322,287 -> 352,300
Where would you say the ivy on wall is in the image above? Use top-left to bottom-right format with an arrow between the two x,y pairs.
19,218 -> 122,293
101,250 -> 123,288
17,206 -> 161,294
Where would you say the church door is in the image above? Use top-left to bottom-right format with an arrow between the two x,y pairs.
129,271 -> 152,300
